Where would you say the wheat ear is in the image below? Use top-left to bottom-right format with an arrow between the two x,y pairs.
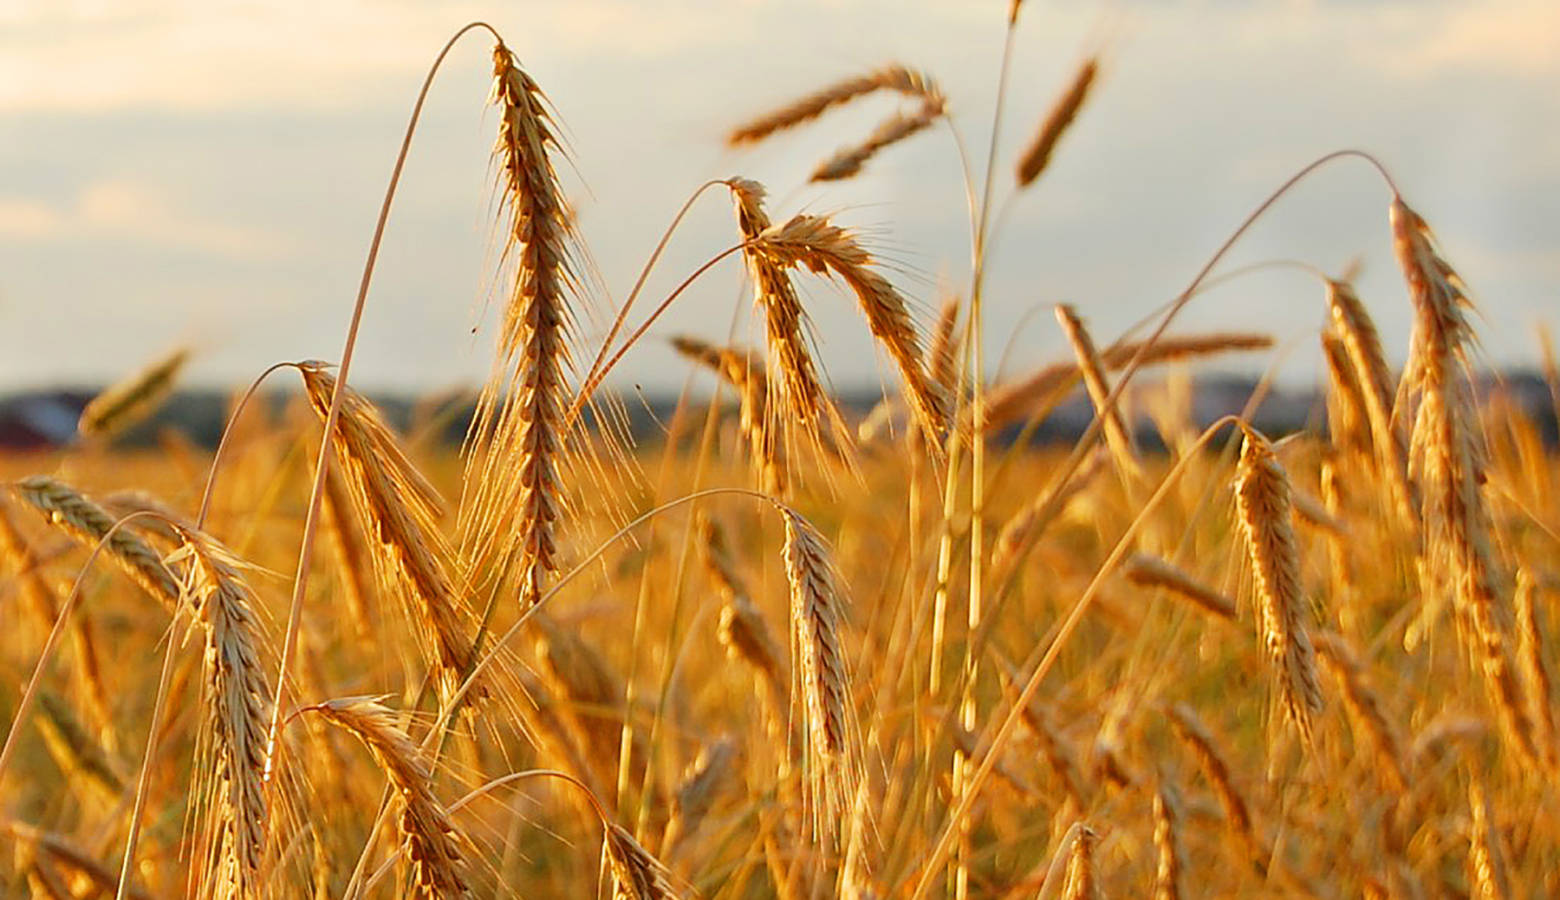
1166,705 -> 1259,859
1391,197 -> 1535,765
460,40 -> 580,609
1125,554 -> 1236,621
755,213 -> 948,443
166,524 -> 275,898
1310,631 -> 1408,795
12,475 -> 181,609
1015,57 -> 1099,187
0,502 -> 114,742
1232,423 -> 1324,742
727,64 -> 940,145
984,331 -> 1273,432
811,95 -> 945,182
1514,569 -> 1557,768
729,179 -> 839,468
1060,824 -> 1099,900
1467,778 -> 1511,900
76,347 -> 190,442
661,735 -> 737,857
298,364 -> 479,703
781,509 -> 857,828
1326,279 -> 1417,522
311,697 -> 470,897
699,516 -> 788,720
672,336 -> 784,495
1056,304 -> 1141,482
1151,776 -> 1185,900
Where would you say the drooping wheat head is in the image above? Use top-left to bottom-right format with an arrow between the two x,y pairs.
780,509 -> 857,829
753,213 -> 948,445
298,364 -> 480,703
1232,423 -> 1324,743
311,697 -> 470,898
729,179 -> 841,471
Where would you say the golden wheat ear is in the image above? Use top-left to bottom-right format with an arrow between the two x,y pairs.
12,475 -> 182,609
1390,197 -> 1537,766
727,64 -> 941,146
310,697 -> 472,897
752,213 -> 948,446
1231,423 -> 1323,744
1015,56 -> 1099,188
779,509 -> 859,833
459,40 -> 584,611
76,347 -> 190,443
727,179 -> 845,479
164,524 -> 278,898
811,94 -> 945,183
297,363 -> 481,705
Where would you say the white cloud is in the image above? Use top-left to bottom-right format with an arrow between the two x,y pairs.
0,180 -> 292,259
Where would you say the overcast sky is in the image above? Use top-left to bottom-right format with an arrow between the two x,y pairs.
1,0 -> 1556,398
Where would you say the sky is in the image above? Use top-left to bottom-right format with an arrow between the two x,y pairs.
0,0 -> 1556,398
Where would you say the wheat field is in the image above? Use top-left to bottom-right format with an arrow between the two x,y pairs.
2,7 -> 1558,899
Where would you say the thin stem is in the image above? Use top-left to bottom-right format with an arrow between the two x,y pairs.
195,361 -> 304,528
564,242 -> 750,426
573,179 -> 731,407
261,20 -> 498,788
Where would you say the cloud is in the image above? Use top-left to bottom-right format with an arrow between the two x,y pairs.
0,180 -> 292,260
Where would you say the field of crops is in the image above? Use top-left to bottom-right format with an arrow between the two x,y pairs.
2,5 -> 1557,898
